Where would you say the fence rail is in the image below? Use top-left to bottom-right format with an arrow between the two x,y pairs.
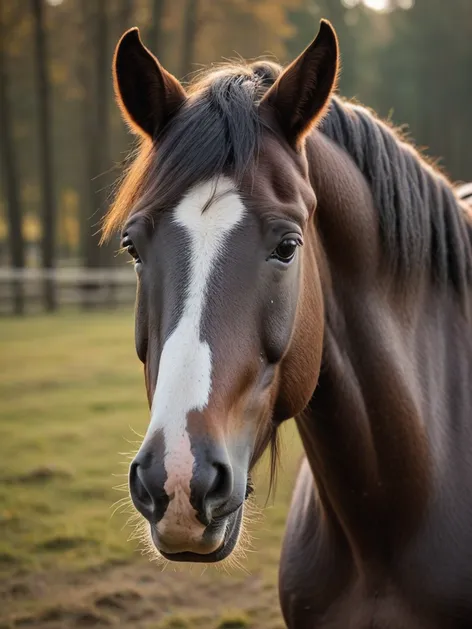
0,267 -> 137,315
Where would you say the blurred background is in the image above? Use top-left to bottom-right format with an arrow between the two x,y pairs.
0,1 -> 471,628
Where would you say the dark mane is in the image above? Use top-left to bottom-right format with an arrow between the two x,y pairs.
104,62 -> 472,296
321,97 -> 472,294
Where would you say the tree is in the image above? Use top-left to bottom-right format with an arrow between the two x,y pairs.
32,0 -> 56,310
149,0 -> 166,59
0,3 -> 25,314
94,0 -> 112,268
180,0 -> 199,78
77,0 -> 116,308
119,0 -> 134,34
79,4 -> 113,262
370,0 -> 472,182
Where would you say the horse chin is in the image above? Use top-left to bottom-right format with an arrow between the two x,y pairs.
152,505 -> 244,564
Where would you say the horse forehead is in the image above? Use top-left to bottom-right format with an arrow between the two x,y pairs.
172,177 -> 246,239
158,177 -> 248,319
238,141 -> 313,213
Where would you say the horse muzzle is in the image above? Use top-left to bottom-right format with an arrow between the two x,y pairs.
129,434 -> 247,561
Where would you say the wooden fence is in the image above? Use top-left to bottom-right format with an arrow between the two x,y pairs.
0,267 -> 137,315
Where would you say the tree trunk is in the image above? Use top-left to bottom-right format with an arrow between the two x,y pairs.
78,1 -> 95,260
78,8 -> 95,307
180,0 -> 198,79
149,0 -> 165,59
32,0 -> 56,311
79,1 -> 115,308
119,0 -> 133,35
82,0 -> 112,271
0,5 -> 25,314
94,0 -> 112,268
96,0 -> 118,306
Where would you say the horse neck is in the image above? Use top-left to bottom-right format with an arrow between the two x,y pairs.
298,131 -> 433,557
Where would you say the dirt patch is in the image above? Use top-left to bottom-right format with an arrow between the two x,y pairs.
95,589 -> 142,611
0,552 -> 22,567
3,466 -> 72,485
12,606 -> 114,628
217,612 -> 251,628
0,561 -> 283,629
36,536 -> 96,552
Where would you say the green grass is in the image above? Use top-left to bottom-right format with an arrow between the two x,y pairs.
0,310 -> 302,626
0,310 -> 149,575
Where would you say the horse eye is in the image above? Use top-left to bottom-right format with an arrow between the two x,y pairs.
122,235 -> 141,263
271,238 -> 300,263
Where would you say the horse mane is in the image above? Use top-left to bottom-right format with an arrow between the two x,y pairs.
321,97 -> 472,295
103,59 -> 472,296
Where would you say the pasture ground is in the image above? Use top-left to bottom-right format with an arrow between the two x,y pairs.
0,311 -> 303,628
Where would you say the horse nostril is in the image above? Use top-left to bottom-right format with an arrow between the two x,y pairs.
206,462 -> 233,510
129,461 -> 154,516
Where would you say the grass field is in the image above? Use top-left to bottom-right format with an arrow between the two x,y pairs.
0,310 -> 302,628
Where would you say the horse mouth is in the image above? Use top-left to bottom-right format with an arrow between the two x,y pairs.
151,504 -> 244,563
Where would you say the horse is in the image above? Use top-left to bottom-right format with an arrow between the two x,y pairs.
103,20 -> 472,629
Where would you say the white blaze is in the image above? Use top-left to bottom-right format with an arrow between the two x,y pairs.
146,177 -> 245,548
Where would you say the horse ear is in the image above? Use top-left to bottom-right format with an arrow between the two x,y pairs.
113,28 -> 187,139
260,20 -> 339,148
